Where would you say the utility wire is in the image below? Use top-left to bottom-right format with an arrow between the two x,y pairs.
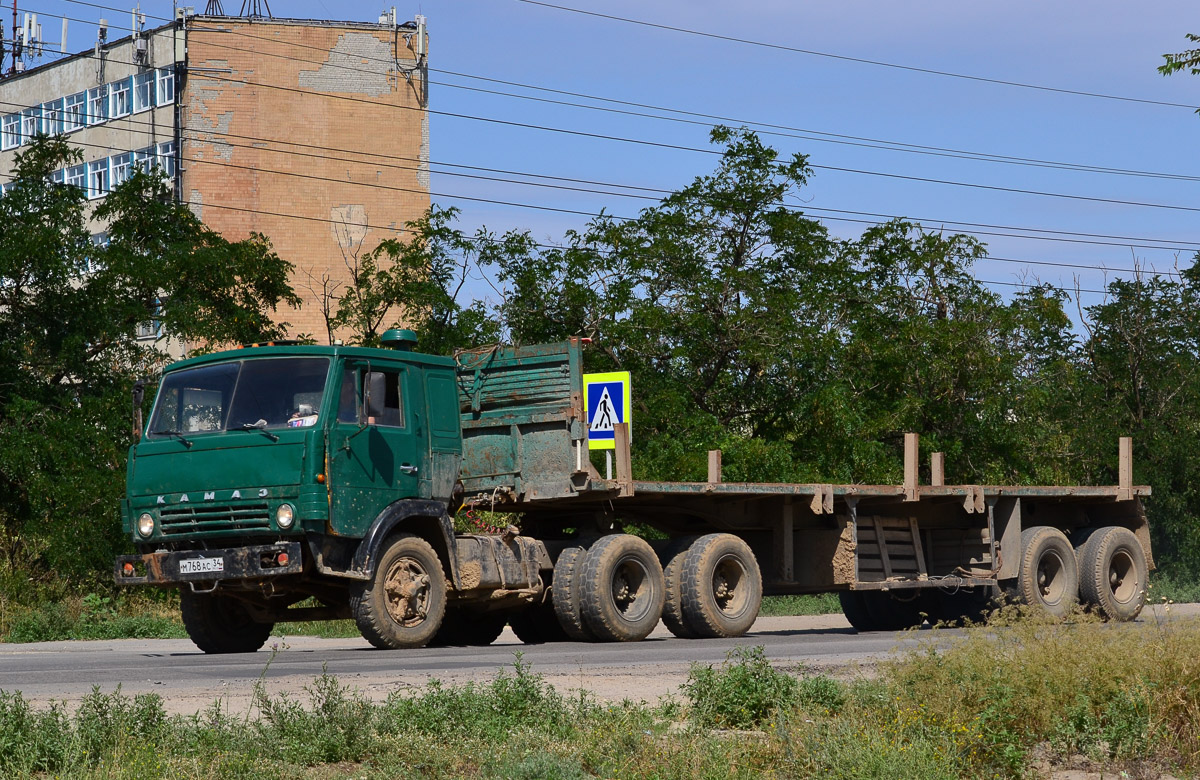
2,128 -> 1183,285
2,92 -> 1198,261
34,1 -> 1200,185
516,0 -> 1198,111
183,70 -> 1200,218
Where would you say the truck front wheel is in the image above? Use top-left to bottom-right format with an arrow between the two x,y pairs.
580,534 -> 666,642
180,590 -> 274,654
681,534 -> 763,638
350,533 -> 447,649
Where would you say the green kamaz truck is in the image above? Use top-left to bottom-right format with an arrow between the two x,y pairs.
115,333 -> 1153,652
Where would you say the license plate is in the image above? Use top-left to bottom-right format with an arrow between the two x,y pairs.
179,557 -> 224,575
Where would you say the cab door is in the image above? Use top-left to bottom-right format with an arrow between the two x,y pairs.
327,361 -> 422,537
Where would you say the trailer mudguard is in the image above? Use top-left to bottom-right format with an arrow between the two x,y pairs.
351,499 -> 460,587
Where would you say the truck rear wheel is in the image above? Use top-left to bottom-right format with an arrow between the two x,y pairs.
350,533 -> 447,649
1078,526 -> 1147,622
431,607 -> 507,646
580,534 -> 666,642
180,590 -> 274,654
551,546 -> 596,641
510,599 -> 570,644
680,534 -> 763,638
660,537 -> 699,639
1011,526 -> 1078,619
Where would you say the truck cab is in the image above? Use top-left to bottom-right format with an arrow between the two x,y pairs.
115,330 -> 533,652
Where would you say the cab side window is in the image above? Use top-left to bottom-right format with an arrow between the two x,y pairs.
337,367 -> 405,427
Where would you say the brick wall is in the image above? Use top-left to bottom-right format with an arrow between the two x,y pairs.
182,17 -> 430,343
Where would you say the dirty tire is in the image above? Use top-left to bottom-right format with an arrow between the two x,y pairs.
580,534 -> 666,642
927,586 -> 994,626
1012,526 -> 1078,619
866,591 -> 927,631
680,533 -> 763,638
838,590 -> 877,632
350,533 -> 447,649
1078,526 -> 1148,622
431,607 -> 507,646
660,537 -> 699,639
551,546 -> 596,641
180,590 -> 274,654
838,590 -> 924,632
510,599 -> 570,644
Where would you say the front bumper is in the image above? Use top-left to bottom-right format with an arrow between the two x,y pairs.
114,541 -> 303,585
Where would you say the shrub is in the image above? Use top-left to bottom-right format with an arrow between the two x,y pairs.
683,645 -> 798,729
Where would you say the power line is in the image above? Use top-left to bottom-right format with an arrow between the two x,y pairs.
32,2 -> 1200,187
3,126 -> 1181,288
3,91 -> 1198,260
516,0 -> 1198,111
185,70 -> 1200,218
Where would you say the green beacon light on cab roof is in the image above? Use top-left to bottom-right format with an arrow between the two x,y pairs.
380,329 -> 418,351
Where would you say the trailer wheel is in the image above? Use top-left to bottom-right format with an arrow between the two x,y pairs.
660,537 -> 699,639
580,534 -> 666,642
510,599 -> 570,644
350,533 -> 447,649
838,590 -> 925,632
551,546 -> 596,641
838,590 -> 876,631
1078,526 -> 1148,622
180,591 -> 274,654
681,534 -> 763,638
1011,526 -> 1078,619
927,586 -> 994,626
431,607 -> 507,646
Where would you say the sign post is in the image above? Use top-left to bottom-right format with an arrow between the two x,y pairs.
583,371 -> 631,480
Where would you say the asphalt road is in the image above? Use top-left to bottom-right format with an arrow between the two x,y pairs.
1,604 -> 1193,714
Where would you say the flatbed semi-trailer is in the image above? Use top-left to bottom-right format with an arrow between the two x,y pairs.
115,334 -> 1152,652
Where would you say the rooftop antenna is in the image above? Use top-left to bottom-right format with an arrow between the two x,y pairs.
203,0 -> 225,15
237,0 -> 271,18
131,4 -> 147,64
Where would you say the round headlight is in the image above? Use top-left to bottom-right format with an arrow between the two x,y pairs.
137,513 -> 155,538
275,504 -> 295,529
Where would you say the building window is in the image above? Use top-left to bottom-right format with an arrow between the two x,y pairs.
111,153 -> 132,187
64,92 -> 86,132
87,86 -> 108,125
157,141 -> 176,179
156,68 -> 175,104
133,72 -> 155,113
88,159 -> 109,199
133,146 -> 154,172
1,114 -> 18,150
110,78 -> 131,118
1,182 -> 13,196
51,169 -> 65,184
65,163 -> 86,191
20,107 -> 40,142
41,99 -> 63,135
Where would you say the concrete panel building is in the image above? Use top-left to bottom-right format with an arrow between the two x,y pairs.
0,11 -> 430,346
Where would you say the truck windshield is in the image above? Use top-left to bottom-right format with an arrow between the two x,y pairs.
147,357 -> 331,437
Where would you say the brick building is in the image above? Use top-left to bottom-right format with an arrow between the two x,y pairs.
0,11 -> 430,347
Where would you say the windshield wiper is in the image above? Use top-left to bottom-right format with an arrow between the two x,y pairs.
238,420 -> 279,442
152,429 -> 193,448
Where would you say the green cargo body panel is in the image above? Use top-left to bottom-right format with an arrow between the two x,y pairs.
456,340 -> 589,502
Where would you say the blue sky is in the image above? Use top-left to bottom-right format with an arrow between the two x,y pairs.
20,0 -> 1200,306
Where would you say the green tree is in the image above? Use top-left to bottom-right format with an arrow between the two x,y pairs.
329,206 -> 508,353
0,137 -> 299,585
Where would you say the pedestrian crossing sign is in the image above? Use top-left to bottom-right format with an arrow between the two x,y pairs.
583,371 -> 631,451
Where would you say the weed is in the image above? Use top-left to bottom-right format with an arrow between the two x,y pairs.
759,592 -> 841,616
683,645 -> 798,729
